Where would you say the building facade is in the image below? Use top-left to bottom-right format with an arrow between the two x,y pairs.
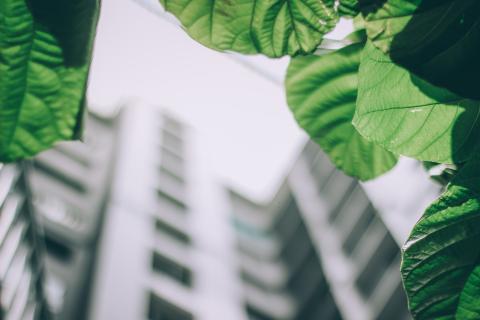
0,163 -> 49,320
230,184 -> 342,320
229,140 -> 414,320
0,104 -> 439,320
28,113 -> 118,320
288,141 -> 409,320
87,104 -> 246,320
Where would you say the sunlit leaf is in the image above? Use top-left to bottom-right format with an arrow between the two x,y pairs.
402,156 -> 480,319
159,0 -> 338,57
286,42 -> 397,180
353,41 -> 480,164
0,0 -> 99,162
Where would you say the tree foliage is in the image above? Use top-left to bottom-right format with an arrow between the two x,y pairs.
0,0 -> 479,318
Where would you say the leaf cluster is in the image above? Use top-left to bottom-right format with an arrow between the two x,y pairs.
1,0 -> 479,318
156,1 -> 480,318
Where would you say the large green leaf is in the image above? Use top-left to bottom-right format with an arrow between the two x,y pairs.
0,0 -> 99,162
361,0 -> 480,99
159,0 -> 338,57
353,41 -> 480,164
402,157 -> 480,319
286,43 -> 397,181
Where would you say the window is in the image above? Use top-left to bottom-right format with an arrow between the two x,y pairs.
296,291 -> 342,320
32,160 -> 87,194
279,224 -> 311,271
160,147 -> 185,180
151,252 -> 192,287
157,188 -> 187,212
148,293 -> 193,320
342,206 -> 376,256
232,218 -> 270,240
159,165 -> 185,185
321,172 -> 356,222
162,117 -> 184,137
273,198 -> 300,239
33,193 -> 83,231
55,144 -> 91,168
355,232 -> 400,299
330,185 -> 368,225
44,235 -> 73,262
286,253 -> 324,303
310,156 -> 335,185
302,141 -> 320,167
245,304 -> 275,320
375,283 -> 409,320
162,130 -> 183,156
240,270 -> 273,293
155,219 -> 190,244
161,145 -> 183,164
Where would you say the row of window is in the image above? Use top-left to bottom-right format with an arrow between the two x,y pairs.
155,115 -> 190,248
148,115 -> 194,320
28,114 -> 116,239
157,115 -> 188,214
0,165 -> 48,320
306,145 -> 409,319
236,194 -> 342,320
151,252 -> 193,287
30,114 -> 118,320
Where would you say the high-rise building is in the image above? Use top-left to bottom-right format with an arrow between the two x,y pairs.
0,104 -> 439,320
0,164 -> 49,320
87,105 -> 439,320
230,184 -> 342,320
229,141 -> 426,320
27,112 -> 118,320
88,104 -> 246,320
231,141 -> 439,320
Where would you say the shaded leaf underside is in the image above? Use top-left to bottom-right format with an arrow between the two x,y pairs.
338,0 -> 359,17
362,0 -> 480,99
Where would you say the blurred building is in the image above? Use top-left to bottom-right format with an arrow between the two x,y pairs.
0,164 -> 49,320
230,141 -> 412,320
88,104 -> 246,320
0,104 -> 438,320
28,113 -> 118,320
87,105 -> 418,320
230,184 -> 342,320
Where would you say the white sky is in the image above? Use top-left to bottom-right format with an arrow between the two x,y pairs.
87,0 -> 352,200
86,0 -> 442,241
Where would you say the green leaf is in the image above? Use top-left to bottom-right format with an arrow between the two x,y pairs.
362,0 -> 480,99
0,0 -> 100,162
159,0 -> 338,57
286,43 -> 397,181
401,156 -> 480,320
338,0 -> 359,17
352,41 -> 480,164
422,162 -> 458,187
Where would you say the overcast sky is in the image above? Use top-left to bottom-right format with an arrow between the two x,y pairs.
87,0 -> 354,200
85,0 -> 443,242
